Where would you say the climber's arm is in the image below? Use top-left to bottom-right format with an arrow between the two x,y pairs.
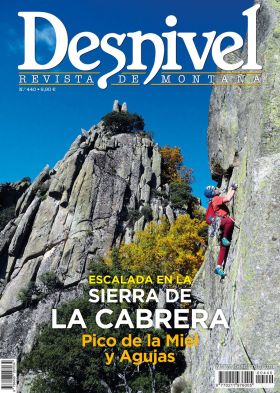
222,184 -> 238,203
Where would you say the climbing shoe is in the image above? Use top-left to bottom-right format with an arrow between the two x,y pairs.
214,266 -> 226,278
221,237 -> 231,247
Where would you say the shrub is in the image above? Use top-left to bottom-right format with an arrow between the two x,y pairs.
40,272 -> 62,291
169,180 -> 192,209
102,111 -> 144,134
114,215 -> 207,279
21,177 -> 31,184
127,208 -> 142,228
141,205 -> 153,221
17,282 -> 37,306
17,273 -> 62,307
161,146 -> 183,184
160,146 -> 193,185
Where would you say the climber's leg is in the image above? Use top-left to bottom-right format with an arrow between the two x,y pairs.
221,216 -> 235,244
215,245 -> 228,278
217,244 -> 228,266
215,216 -> 235,275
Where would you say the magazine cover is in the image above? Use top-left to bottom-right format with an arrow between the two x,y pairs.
0,0 -> 279,392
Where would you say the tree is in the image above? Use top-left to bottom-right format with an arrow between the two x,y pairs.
160,146 -> 193,185
21,282 -> 185,393
108,215 -> 207,280
160,146 -> 195,212
169,181 -> 192,210
102,112 -> 145,135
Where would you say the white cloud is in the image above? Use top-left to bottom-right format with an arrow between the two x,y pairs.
6,28 -> 23,54
36,24 -> 56,51
5,24 -> 56,58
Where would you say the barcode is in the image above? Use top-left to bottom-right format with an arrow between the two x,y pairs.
255,371 -> 274,387
217,370 -> 253,384
215,369 -> 274,388
256,374 -> 274,384
0,359 -> 17,392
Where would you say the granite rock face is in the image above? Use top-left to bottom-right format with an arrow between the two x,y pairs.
0,117 -> 173,367
173,1 -> 280,392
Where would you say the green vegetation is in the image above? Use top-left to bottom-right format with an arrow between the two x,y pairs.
169,180 -> 192,209
141,205 -> 153,222
160,146 -> 194,211
127,205 -> 153,229
17,273 -> 62,306
102,111 -> 145,135
17,282 -> 37,307
21,261 -> 186,393
127,208 -> 142,228
40,272 -> 62,291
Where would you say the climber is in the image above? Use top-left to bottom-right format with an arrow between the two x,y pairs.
204,183 -> 238,278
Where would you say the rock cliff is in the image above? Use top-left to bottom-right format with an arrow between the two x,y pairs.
173,0 -> 280,392
0,104 -> 174,371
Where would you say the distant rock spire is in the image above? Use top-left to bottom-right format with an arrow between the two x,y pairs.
112,100 -> 119,112
112,100 -> 128,113
121,102 -> 128,113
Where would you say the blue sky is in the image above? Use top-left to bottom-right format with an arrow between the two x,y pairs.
0,0 -> 253,205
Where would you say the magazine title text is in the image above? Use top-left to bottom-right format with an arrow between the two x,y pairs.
18,5 -> 261,89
